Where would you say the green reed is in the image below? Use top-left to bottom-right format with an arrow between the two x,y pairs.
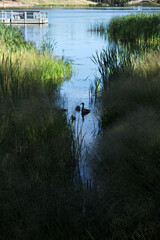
90,13 -> 160,44
89,21 -> 107,33
107,13 -> 160,43
91,39 -> 160,239
92,46 -> 132,92
0,23 -> 75,182
0,22 -> 32,50
0,19 -> 155,240
0,22 -> 83,240
0,24 -> 72,87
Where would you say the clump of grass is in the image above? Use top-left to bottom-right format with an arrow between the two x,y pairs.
0,22 -> 32,50
0,24 -> 72,88
107,13 -> 160,43
93,46 -> 160,124
89,21 -> 107,33
92,46 -> 132,92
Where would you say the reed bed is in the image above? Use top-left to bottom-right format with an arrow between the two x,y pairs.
90,13 -> 160,44
0,27 -> 74,177
107,13 -> 160,43
91,45 -> 160,239
89,14 -> 160,240
0,23 -> 85,240
0,21 -> 126,240
89,21 -> 107,33
1,19 -> 158,240
0,22 -> 150,240
0,25 -> 72,85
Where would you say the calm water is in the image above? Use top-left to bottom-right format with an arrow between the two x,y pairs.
13,7 -> 160,179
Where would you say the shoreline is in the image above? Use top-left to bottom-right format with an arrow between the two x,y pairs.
0,0 -> 160,9
0,0 -> 96,9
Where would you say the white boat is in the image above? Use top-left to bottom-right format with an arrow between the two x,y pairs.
0,10 -> 48,24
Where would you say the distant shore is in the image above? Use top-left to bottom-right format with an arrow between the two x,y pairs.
0,0 -> 96,9
0,0 -> 159,10
0,1 -> 31,8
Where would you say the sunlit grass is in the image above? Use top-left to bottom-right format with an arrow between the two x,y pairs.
0,25 -> 72,89
0,22 -> 75,185
107,13 -> 160,43
0,23 -> 73,163
90,13 -> 160,44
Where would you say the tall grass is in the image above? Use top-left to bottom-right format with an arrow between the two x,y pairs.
90,13 -> 160,44
0,27 -> 74,174
2,18 -> 159,240
107,13 -> 160,43
92,46 -> 132,90
0,23 -> 85,240
89,21 -> 107,33
90,13 -> 160,240
91,44 -> 160,239
0,22 -> 32,50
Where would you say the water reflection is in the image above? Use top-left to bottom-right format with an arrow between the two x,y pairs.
14,24 -> 48,45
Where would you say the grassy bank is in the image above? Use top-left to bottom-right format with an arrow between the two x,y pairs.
0,0 -> 159,8
0,0 -> 97,8
21,0 -> 96,7
0,23 -> 83,240
91,43 -> 160,239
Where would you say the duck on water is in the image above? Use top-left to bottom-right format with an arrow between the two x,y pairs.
81,102 -> 90,116
74,103 -> 90,121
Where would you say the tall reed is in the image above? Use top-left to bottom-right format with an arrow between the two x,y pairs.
107,13 -> 160,43
89,21 -> 107,33
92,46 -> 132,91
0,22 -> 84,240
91,43 -> 160,240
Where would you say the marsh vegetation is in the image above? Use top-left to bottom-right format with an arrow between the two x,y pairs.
90,13 -> 160,240
1,11 -> 160,240
0,23 -> 80,240
89,13 -> 160,44
108,13 -> 160,43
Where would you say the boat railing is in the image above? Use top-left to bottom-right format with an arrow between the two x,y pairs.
0,11 -> 48,23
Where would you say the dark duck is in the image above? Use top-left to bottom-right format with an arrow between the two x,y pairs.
81,103 -> 90,116
75,105 -> 80,112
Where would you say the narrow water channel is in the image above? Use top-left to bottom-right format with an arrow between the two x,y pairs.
14,7 -> 160,180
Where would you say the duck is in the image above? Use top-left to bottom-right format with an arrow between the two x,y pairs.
81,103 -> 90,115
71,115 -> 76,122
75,105 -> 80,112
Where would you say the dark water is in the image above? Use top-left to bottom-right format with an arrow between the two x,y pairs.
13,7 -> 160,179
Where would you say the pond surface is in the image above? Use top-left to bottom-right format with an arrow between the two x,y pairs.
14,6 -> 160,179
